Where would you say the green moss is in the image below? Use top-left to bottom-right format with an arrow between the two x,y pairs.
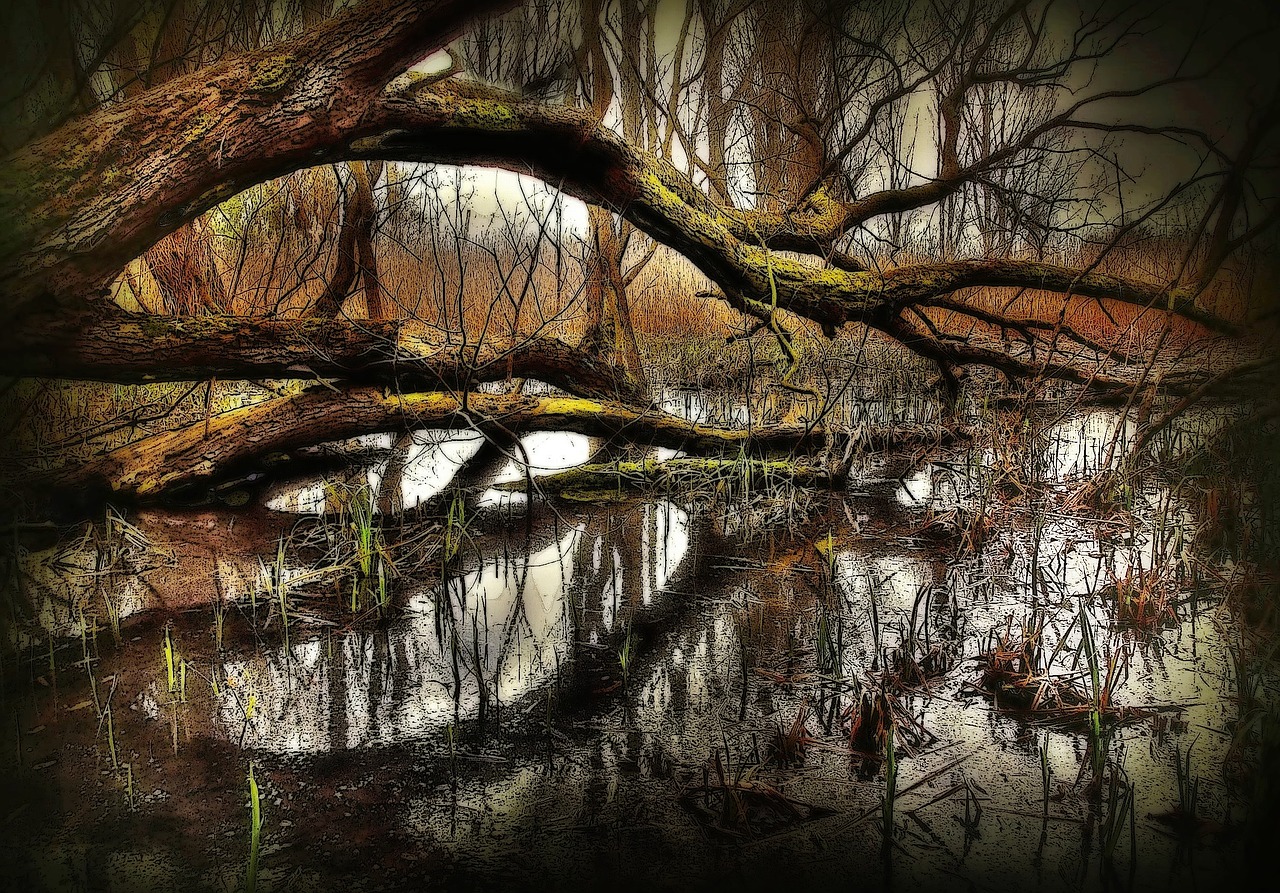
138,316 -> 171,339
540,396 -> 608,416
250,54 -> 296,93
455,98 -> 520,128
558,489 -> 632,504
183,110 -> 219,142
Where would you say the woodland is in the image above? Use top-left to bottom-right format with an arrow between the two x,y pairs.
0,0 -> 1277,891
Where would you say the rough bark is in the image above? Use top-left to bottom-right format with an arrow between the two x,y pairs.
0,0 -> 517,324
0,312 -> 645,402
2,67 -> 1236,350
54,388 -> 962,499
0,0 -> 1259,407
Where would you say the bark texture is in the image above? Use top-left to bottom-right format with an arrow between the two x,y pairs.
56,388 -> 961,499
0,313 -> 645,402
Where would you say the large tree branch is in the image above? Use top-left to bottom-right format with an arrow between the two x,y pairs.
1,26 -> 1247,377
350,84 -> 1239,335
0,0 -> 515,322
880,312 -> 1226,399
53,388 -> 874,499
0,309 -> 646,402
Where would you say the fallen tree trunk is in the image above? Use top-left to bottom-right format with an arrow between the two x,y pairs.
53,387 -> 964,500
2,312 -> 644,402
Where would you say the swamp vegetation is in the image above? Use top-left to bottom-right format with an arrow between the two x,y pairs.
1,0 -> 1278,891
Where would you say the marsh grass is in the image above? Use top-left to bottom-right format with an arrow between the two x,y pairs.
881,722 -> 897,846
1173,741 -> 1201,824
1103,565 -> 1179,630
768,705 -> 817,768
163,625 -> 177,693
978,613 -> 1087,713
1100,763 -> 1136,863
1040,734 -> 1051,816
259,537 -> 290,648
276,479 -> 427,618
617,614 -> 636,690
883,586 -> 951,692
101,705 -> 118,771
246,762 -> 263,893
343,482 -> 383,614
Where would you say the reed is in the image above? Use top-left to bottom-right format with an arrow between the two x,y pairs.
1101,764 -> 1135,863
246,762 -> 263,893
881,722 -> 897,846
1040,734 -> 1051,817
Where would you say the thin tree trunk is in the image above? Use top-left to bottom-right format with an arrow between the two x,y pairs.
309,161 -> 384,318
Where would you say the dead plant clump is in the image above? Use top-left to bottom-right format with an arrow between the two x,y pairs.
1060,470 -> 1135,516
768,705 -> 819,768
974,614 -> 1156,729
678,750 -> 831,839
844,687 -> 932,761
1226,573 -> 1280,635
1197,480 -> 1248,555
1103,567 -> 1180,630
915,504 -> 994,554
846,689 -> 890,760
887,638 -> 953,691
976,614 -> 1091,713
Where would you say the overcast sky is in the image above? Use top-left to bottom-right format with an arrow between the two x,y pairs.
381,0 -> 1280,254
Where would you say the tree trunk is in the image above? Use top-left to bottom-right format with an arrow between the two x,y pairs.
0,312 -> 646,401
309,160 -> 385,318
52,388 -> 959,500
146,217 -> 227,314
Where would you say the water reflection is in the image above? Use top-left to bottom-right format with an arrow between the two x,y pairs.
6,397 -> 1273,893
207,501 -> 691,752
479,431 -> 594,508
265,430 -> 601,515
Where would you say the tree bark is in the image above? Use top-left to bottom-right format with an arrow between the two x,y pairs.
0,0 -> 1256,403
0,0 -> 516,324
3,69 -> 1235,343
53,388 -> 961,500
0,312 -> 645,402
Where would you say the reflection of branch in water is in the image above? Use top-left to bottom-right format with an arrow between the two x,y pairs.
427,516 -> 586,740
552,501 -> 702,708
374,432 -> 416,515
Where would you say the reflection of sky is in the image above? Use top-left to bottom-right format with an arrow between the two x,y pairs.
489,431 -> 592,484
215,527 -> 582,752
1038,410 -> 1134,480
264,431 -> 395,514
267,430 -> 593,514
480,431 -> 593,508
209,500 -> 691,753
397,431 -> 485,507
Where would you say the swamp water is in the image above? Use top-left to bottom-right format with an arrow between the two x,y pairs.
1,395 -> 1275,893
